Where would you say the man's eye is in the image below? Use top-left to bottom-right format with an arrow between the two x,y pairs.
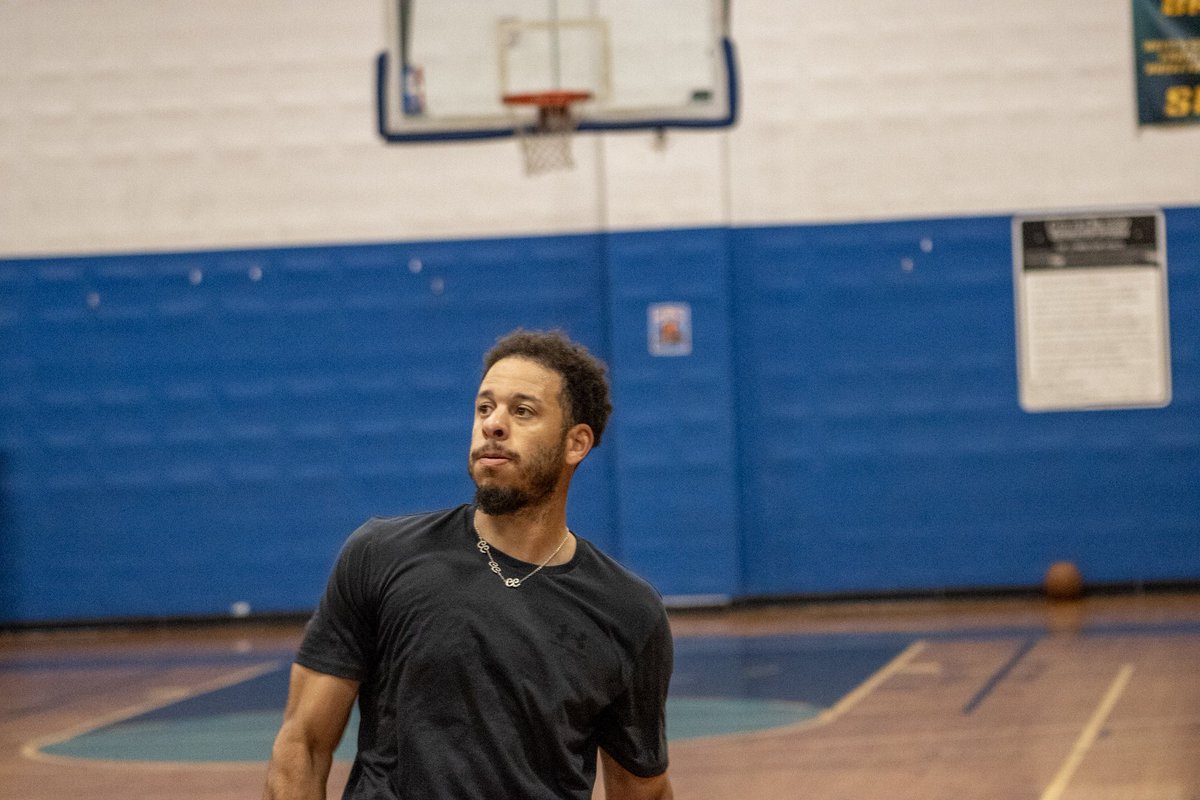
477,403 -> 493,415
514,406 -> 534,417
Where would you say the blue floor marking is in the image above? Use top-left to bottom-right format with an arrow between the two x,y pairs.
40,699 -> 826,762
960,635 -> 1041,715
36,633 -> 909,762
29,618 -> 1200,762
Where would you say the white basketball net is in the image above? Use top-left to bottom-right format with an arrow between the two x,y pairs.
514,105 -> 578,175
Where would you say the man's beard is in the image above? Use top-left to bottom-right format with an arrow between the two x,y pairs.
470,437 -> 566,516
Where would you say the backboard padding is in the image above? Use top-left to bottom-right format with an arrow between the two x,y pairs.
378,0 -> 737,142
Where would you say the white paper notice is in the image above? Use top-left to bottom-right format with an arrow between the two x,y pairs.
1013,212 -> 1171,412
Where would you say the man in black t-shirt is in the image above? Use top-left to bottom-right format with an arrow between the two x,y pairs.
263,330 -> 674,800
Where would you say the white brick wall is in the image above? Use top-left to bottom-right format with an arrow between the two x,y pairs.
2,0 -> 1198,256
731,0 -> 1200,224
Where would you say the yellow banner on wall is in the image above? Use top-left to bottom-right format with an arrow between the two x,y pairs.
1134,0 -> 1200,124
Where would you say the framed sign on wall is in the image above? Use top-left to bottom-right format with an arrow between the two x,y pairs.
1013,210 -> 1171,412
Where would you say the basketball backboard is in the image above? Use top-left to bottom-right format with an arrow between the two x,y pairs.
376,0 -> 737,142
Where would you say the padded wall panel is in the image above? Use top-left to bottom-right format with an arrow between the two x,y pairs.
0,235 -> 613,622
3,211 -> 1199,622
732,211 -> 1200,596
605,228 -> 740,598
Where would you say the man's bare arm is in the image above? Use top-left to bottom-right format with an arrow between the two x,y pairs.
262,663 -> 360,800
599,749 -> 674,800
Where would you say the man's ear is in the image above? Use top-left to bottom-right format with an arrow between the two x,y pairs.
564,423 -> 594,466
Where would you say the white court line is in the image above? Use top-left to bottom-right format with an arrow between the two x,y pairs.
1040,663 -> 1135,800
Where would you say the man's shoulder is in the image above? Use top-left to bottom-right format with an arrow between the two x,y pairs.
348,504 -> 471,549
574,537 -> 666,615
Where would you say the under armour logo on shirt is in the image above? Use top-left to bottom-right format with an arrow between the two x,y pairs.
555,623 -> 589,652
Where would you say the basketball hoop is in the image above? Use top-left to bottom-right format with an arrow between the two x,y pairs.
502,91 -> 592,175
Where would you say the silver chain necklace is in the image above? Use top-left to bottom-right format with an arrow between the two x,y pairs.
476,530 -> 570,588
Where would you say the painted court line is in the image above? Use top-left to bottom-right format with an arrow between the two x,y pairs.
1040,663 -> 1134,800
21,661 -> 282,768
693,639 -> 929,743
816,640 -> 927,725
962,635 -> 1041,715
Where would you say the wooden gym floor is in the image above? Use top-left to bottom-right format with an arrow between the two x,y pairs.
3,592 -> 1198,799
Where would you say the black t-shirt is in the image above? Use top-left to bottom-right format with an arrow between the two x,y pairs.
296,504 -> 672,800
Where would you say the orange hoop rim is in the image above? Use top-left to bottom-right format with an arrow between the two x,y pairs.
501,90 -> 593,109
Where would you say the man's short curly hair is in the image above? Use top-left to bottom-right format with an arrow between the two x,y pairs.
482,329 -> 613,447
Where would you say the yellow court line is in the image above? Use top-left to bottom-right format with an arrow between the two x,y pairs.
1040,663 -> 1135,800
21,660 -> 282,769
692,638 -> 929,744
815,639 -> 927,725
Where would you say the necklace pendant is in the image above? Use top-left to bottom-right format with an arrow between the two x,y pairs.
475,530 -> 569,589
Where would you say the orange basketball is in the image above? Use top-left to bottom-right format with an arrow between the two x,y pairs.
1044,561 -> 1084,601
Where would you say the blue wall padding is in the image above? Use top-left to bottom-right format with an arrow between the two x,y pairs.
1,210 -> 1198,622
731,211 -> 1200,595
0,236 -> 616,621
605,228 -> 741,596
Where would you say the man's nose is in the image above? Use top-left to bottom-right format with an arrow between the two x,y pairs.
482,410 -> 508,439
